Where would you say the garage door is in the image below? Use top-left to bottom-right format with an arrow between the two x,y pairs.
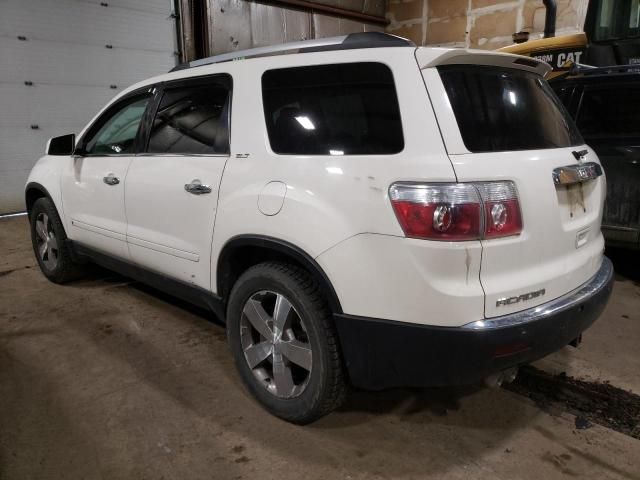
0,0 -> 177,214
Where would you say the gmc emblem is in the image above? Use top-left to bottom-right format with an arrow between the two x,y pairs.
577,165 -> 593,179
496,289 -> 546,307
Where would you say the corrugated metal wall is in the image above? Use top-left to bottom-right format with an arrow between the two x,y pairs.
0,0 -> 178,214
201,0 -> 385,56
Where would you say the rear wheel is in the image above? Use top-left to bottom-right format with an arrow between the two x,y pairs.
227,262 -> 346,424
29,197 -> 84,283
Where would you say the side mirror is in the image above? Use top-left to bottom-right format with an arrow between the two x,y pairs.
46,134 -> 75,156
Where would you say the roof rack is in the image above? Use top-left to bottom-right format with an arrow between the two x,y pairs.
565,63 -> 640,77
170,32 -> 414,72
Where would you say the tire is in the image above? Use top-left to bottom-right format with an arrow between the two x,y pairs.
226,262 -> 346,424
29,197 -> 84,283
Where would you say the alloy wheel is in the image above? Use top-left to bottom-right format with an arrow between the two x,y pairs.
240,290 -> 313,399
35,213 -> 59,270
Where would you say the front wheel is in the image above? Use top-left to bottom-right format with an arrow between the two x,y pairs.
226,262 -> 346,424
29,197 -> 84,283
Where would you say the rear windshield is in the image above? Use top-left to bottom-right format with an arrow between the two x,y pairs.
439,66 -> 583,152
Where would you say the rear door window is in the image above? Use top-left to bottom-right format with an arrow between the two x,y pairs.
262,62 -> 404,155
146,76 -> 231,155
577,86 -> 640,139
439,66 -> 583,152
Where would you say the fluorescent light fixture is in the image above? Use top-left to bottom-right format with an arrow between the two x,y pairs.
329,149 -> 344,156
295,116 -> 315,130
326,166 -> 343,175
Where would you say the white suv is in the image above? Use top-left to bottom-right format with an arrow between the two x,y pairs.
25,32 -> 614,423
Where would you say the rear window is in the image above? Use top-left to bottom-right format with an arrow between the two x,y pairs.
439,66 -> 583,152
262,63 -> 404,155
577,86 -> 640,139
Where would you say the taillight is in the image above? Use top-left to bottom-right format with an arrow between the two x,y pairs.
389,184 -> 481,240
476,182 -> 523,239
389,181 -> 522,241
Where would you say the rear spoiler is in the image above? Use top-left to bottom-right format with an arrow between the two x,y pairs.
416,48 -> 552,77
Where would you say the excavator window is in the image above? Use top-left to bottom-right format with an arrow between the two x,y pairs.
592,0 -> 640,41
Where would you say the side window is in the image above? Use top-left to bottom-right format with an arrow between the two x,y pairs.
577,86 -> 640,139
84,95 -> 151,155
262,63 -> 404,155
146,79 -> 231,155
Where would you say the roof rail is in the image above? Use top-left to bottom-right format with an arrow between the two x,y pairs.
566,63 -> 640,77
170,32 -> 414,72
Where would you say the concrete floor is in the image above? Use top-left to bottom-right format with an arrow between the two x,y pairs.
1,216 -> 639,480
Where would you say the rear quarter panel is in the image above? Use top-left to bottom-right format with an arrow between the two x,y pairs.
210,48 -> 470,311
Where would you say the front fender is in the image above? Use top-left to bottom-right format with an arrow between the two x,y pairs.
25,156 -> 67,228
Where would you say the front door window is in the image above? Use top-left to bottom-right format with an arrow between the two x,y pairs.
84,96 -> 151,155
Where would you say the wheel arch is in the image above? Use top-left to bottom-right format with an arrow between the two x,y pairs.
216,235 -> 343,314
25,182 -> 55,216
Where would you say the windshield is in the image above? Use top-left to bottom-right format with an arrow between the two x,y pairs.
438,66 -> 583,153
591,0 -> 640,41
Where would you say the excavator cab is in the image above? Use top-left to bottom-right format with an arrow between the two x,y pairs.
500,0 -> 640,76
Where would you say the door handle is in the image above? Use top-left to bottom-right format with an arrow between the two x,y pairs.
103,174 -> 120,186
184,180 -> 212,195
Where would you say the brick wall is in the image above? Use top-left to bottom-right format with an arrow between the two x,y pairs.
386,0 -> 589,49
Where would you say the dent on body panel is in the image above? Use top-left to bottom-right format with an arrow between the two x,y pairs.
278,180 -> 358,255
366,175 -> 383,193
276,161 -> 403,259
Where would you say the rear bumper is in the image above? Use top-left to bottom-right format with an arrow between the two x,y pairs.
334,257 -> 614,390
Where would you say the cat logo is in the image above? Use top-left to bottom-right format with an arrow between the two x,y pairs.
532,49 -> 585,71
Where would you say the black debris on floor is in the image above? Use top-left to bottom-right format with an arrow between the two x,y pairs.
506,366 -> 640,439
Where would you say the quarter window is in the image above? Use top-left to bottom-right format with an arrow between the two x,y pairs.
146,80 -> 231,155
84,95 -> 151,155
262,63 -> 404,155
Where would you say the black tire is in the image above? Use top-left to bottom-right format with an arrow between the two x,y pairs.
29,197 -> 84,283
227,262 -> 346,424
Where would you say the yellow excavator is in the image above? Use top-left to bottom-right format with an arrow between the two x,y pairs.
499,0 -> 640,77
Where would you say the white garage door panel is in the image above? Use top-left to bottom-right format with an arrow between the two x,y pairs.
1,40 -> 175,88
1,0 -> 175,52
0,171 -> 30,214
0,128 -> 69,172
84,0 -> 170,14
0,127 -> 66,214
0,0 -> 176,213
0,85 -> 115,129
